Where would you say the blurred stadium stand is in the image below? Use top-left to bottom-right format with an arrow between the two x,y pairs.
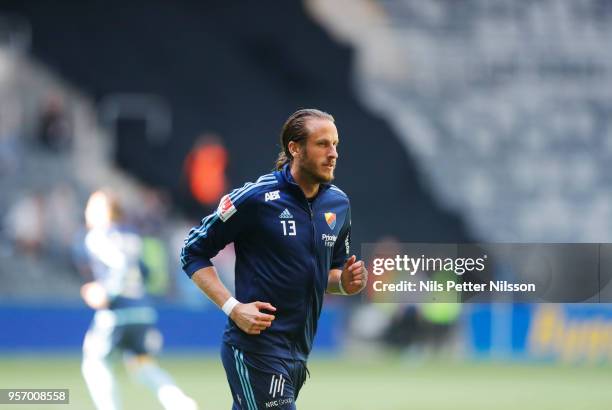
1,0 -> 470,243
0,1 -> 468,298
310,0 -> 612,242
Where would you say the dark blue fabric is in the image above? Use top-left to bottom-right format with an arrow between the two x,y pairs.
221,342 -> 308,410
182,164 -> 351,360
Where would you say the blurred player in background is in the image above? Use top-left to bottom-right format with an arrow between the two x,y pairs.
181,109 -> 367,409
81,190 -> 197,410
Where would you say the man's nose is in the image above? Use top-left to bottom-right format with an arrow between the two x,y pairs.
329,145 -> 338,159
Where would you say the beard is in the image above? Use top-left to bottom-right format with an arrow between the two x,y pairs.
298,150 -> 335,184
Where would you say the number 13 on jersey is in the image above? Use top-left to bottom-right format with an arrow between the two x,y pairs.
280,220 -> 296,236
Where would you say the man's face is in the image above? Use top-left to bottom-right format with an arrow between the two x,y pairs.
85,192 -> 112,229
294,118 -> 339,184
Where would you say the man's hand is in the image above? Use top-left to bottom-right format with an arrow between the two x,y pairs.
230,301 -> 276,335
340,255 -> 368,295
80,282 -> 109,309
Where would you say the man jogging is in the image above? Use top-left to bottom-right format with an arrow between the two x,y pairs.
181,108 -> 367,409
81,190 -> 197,410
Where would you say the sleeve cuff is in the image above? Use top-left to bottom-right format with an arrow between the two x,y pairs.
330,256 -> 349,271
183,258 -> 214,278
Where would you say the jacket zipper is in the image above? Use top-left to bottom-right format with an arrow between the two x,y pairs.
287,174 -> 324,359
291,197 -> 318,361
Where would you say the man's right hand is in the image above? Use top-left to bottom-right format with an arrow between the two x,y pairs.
80,282 -> 109,310
230,301 -> 276,335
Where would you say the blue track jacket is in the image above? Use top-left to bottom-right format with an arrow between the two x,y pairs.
181,164 -> 351,361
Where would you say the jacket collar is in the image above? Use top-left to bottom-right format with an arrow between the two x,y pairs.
276,163 -> 331,198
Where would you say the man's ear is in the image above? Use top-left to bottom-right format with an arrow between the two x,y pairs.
288,140 -> 301,158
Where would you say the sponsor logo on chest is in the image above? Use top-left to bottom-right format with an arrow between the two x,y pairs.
322,233 -> 337,247
265,190 -> 280,202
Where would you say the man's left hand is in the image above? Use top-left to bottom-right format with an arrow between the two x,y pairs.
340,255 -> 368,295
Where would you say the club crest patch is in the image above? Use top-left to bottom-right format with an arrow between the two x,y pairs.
324,212 -> 336,230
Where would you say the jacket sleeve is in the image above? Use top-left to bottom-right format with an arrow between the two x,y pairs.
180,192 -> 255,278
331,203 -> 351,270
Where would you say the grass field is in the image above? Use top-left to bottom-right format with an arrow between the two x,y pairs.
0,354 -> 610,410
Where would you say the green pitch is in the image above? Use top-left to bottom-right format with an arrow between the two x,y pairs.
0,354 -> 610,409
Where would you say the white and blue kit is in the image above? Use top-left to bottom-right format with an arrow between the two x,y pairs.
181,163 -> 351,409
82,225 -> 198,410
83,225 -> 159,358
